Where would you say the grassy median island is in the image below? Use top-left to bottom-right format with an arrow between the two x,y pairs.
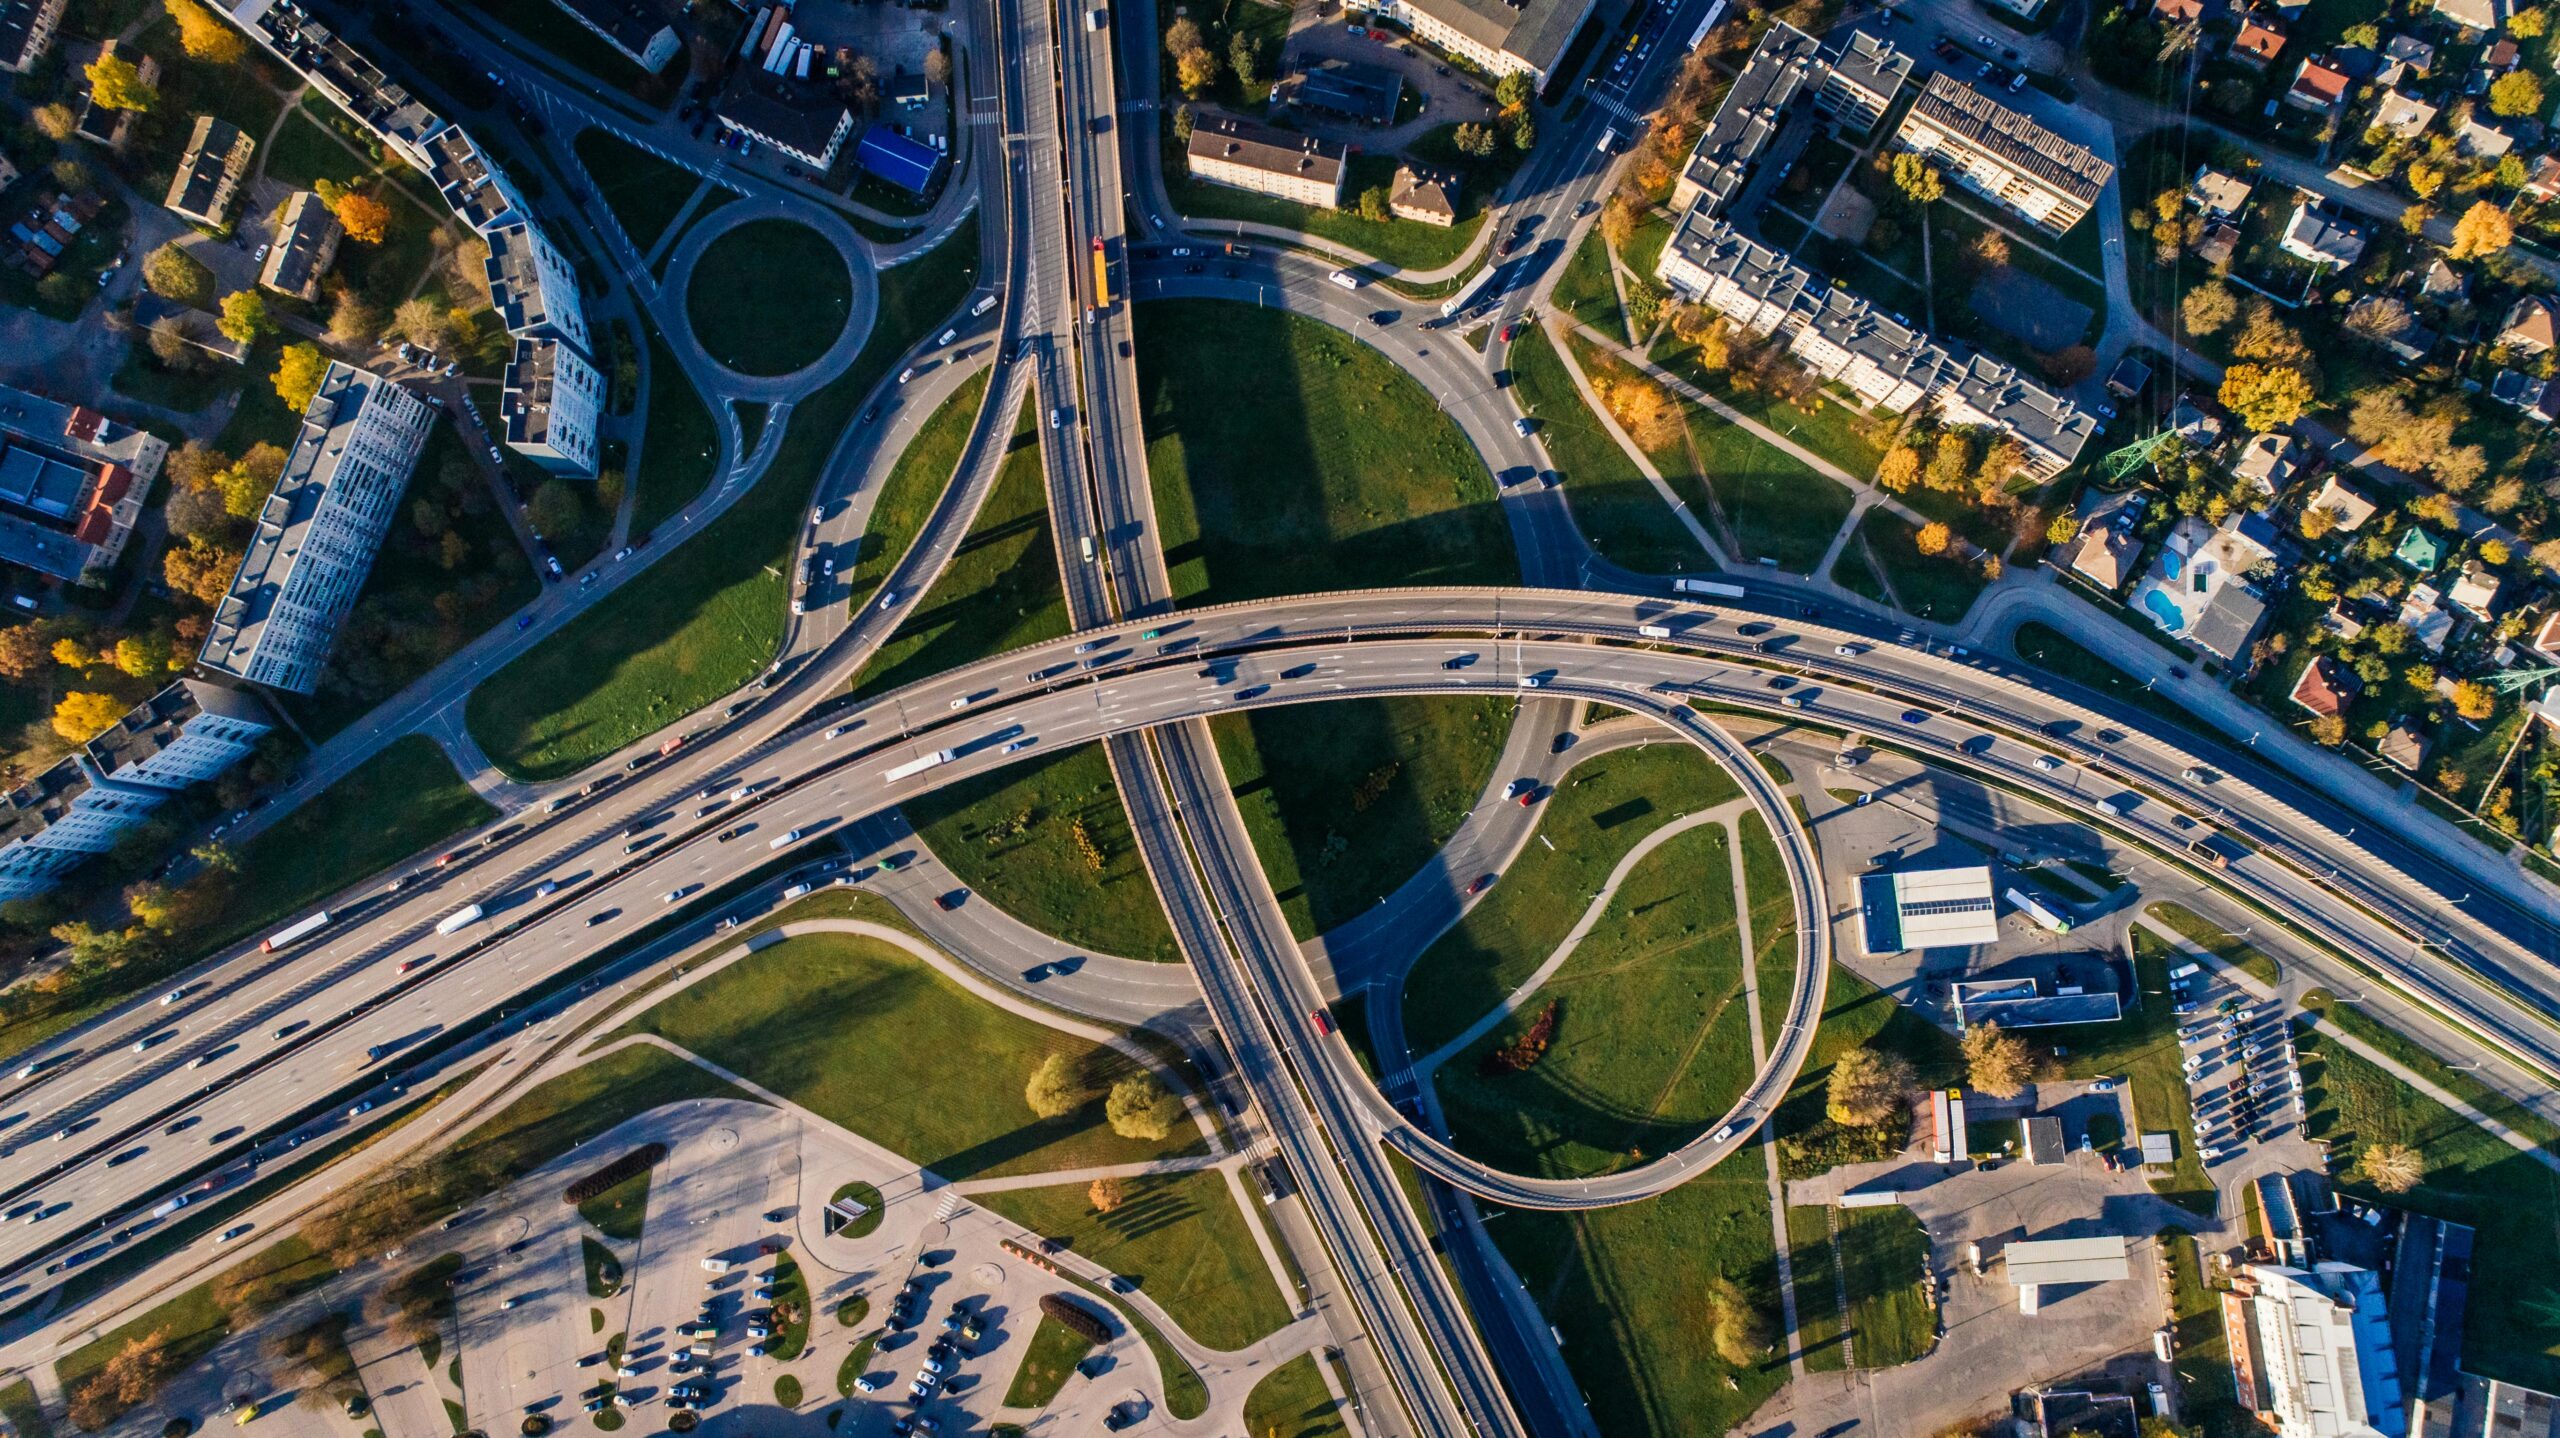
575,129 -> 702,254
903,743 -> 1180,963
1243,1354 -> 1348,1438
841,369 -> 990,614
1002,1315 -> 1094,1408
467,218 -> 978,780
1435,822 -> 1751,1180
1399,741 -> 1742,1057
2146,902 -> 2281,988
2297,1022 -> 2560,1387
977,1169 -> 1292,1352
1135,300 -> 1517,606
1510,324 -> 1703,575
577,1167 -> 652,1244
687,220 -> 855,377
854,393 -> 1061,694
1491,1170 -> 1786,1437
1738,813 -> 1800,1051
632,322 -> 720,535
1210,696 -> 1512,941
612,928 -> 1202,1179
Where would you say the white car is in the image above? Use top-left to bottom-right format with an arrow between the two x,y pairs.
897,367 -> 918,384
880,589 -> 902,609
826,724 -> 854,739
1001,738 -> 1032,754
937,328 -> 957,345
1833,643 -> 1862,656
855,1375 -> 885,1393
2033,755 -> 2063,771
948,695 -> 975,710
770,829 -> 805,849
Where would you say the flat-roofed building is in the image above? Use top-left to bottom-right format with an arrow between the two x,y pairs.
424,124 -> 531,234
237,1 -> 441,169
1672,24 -> 1824,215
1389,164 -> 1461,226
197,363 -> 436,694
2006,1236 -> 2134,1306
1366,0 -> 1597,83
0,385 -> 165,583
1819,28 -> 1913,133
1935,351 -> 2100,476
2228,1264 -> 2407,1438
545,0 -> 681,72
1185,112 -> 1347,209
1656,208 -> 1820,335
83,679 -> 273,790
1857,864 -> 2001,954
484,219 -> 591,355
1952,977 -> 2125,1028
0,755 -> 172,901
717,87 -> 855,170
72,38 -> 153,152
0,0 -> 64,72
1892,73 -> 2113,234
259,189 -> 342,301
164,115 -> 255,227
1276,60 -> 1402,124
855,125 -> 943,194
501,336 -> 604,479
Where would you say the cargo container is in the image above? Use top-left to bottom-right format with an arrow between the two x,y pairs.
261,911 -> 332,953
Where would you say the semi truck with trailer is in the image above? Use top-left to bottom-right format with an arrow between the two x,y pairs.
434,903 -> 484,935
883,750 -> 957,782
261,911 -> 332,952
1673,577 -> 1747,598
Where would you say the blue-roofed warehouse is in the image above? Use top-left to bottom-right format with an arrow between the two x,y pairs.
857,128 -> 942,195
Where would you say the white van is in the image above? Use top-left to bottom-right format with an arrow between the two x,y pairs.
1327,270 -> 1361,290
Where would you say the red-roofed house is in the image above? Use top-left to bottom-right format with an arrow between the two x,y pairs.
2232,15 -> 2287,68
2286,57 -> 2352,112
2290,655 -> 2360,718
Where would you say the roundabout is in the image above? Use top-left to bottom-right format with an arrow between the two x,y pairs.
659,203 -> 883,400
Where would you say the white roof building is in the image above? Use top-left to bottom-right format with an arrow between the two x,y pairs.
2232,1264 -> 2406,1438
1857,865 -> 2001,953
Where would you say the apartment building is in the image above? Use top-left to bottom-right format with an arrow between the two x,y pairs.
424,124 -> 533,234
259,190 -> 343,301
0,384 -> 165,583
198,363 -> 437,694
1672,24 -> 1910,213
546,0 -> 682,73
240,0 -> 441,169
1892,72 -> 2113,234
1364,0 -> 1596,83
486,219 -> 592,356
0,0 -> 66,73
72,38 -> 154,153
1820,29 -> 1914,133
501,336 -> 605,479
165,115 -> 255,228
1185,112 -> 1347,209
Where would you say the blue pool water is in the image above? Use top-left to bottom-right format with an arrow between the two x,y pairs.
2159,549 -> 2185,581
2143,589 -> 2185,631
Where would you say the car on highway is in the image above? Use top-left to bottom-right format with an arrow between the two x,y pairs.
1899,710 -> 1926,724
1513,417 -> 1535,437
1466,874 -> 1494,895
770,829 -> 804,849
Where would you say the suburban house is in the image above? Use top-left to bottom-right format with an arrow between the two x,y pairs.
2457,117 -> 2516,158
2152,0 -> 2203,21
2525,154 -> 2560,201
2305,474 -> 2377,532
2380,720 -> 2431,770
2431,0 -> 2502,33
2371,90 -> 2440,138
2231,432 -> 2298,494
2232,14 -> 2288,68
2450,560 -> 2505,618
2290,655 -> 2360,718
2063,525 -> 2139,592
1388,164 -> 1462,226
2280,203 -> 2368,269
2130,512 -> 2279,666
2190,165 -> 2254,219
2400,582 -> 2456,653
2397,526 -> 2447,571
2285,57 -> 2352,113
2501,295 -> 2559,353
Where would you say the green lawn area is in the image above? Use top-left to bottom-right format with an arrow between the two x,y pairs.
204,736 -> 495,955
2316,1002 -> 2560,1152
574,129 -> 701,254
842,369 -> 990,613
1554,228 -> 1624,335
2147,902 -> 2280,988
1772,964 -> 1962,1178
1136,299 -> 1516,606
977,1169 -> 1292,1351
630,322 -> 719,536
0,1379 -> 46,1438
1401,743 -> 1741,1057
1738,813 -> 1799,1052
1681,401 -> 1855,575
582,1234 -> 623,1297
254,102 -> 446,315
1835,1204 -> 1933,1366
1849,508 -> 1987,623
685,220 -> 853,377
1511,324 -> 1707,575
57,1237 -> 335,1426
2011,621 -> 2209,740
1785,1206 -> 1847,1372
1651,329 -> 1889,486
901,742 -> 1180,963
2162,1229 -> 2251,1438
577,1168 -> 652,1243
466,218 -> 978,780
2298,1022 -> 2560,1387
854,394 -> 1062,695
1209,696 -> 1512,941
612,929 -> 1201,1179
1490,1172 -> 1787,1438
1436,822 -> 1750,1180
1242,1354 -> 1348,1438
769,1252 -> 812,1359
2046,933 -> 2215,1212
1001,1315 -> 1095,1408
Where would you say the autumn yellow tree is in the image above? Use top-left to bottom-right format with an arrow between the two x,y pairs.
2453,680 -> 2497,721
1105,1073 -> 1179,1141
2359,1142 -> 2423,1193
167,0 -> 245,62
1025,1053 -> 1080,1119
2450,201 -> 2514,260
84,51 -> 158,112
1876,446 -> 1920,492
273,343 -> 328,412
1825,1046 -> 1915,1127
53,691 -> 124,742
1088,1176 -> 1128,1213
1914,521 -> 1953,556
2219,363 -> 2314,431
1960,1022 -> 2034,1098
1601,374 -> 1683,449
333,190 -> 392,245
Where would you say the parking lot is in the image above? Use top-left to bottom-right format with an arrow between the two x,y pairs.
2173,969 -> 2306,1165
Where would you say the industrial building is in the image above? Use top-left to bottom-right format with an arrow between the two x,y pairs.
164,115 -> 256,228
2226,1264 -> 2408,1438
1952,977 -> 2124,1028
2004,1236 -> 2132,1313
500,336 -> 605,479
0,680 -> 274,901
197,363 -> 437,694
719,88 -> 856,170
0,384 -> 165,584
855,126 -> 944,196
1857,865 -> 2002,954
1185,112 -> 1348,209
1891,73 -> 2114,235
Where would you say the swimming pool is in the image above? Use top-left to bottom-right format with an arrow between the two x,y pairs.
2160,549 -> 2185,581
2142,588 -> 2186,631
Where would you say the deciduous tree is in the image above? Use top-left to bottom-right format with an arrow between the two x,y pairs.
217,289 -> 271,346
1025,1053 -> 1080,1118
31,102 -> 76,142
1825,1046 -> 1914,1127
1105,1072 -> 1179,1141
2453,679 -> 2497,721
273,343 -> 328,412
1876,446 -> 1920,493
52,691 -> 124,742
2450,200 -> 2515,259
167,0 -> 245,63
85,51 -> 158,112
1889,152 -> 1943,205
333,191 -> 392,246
142,243 -> 212,307
1960,1021 -> 2033,1098
1914,521 -> 1953,556
2491,69 -> 2544,118
165,536 -> 243,604
0,622 -> 50,681
2359,1141 -> 2423,1192
1174,45 -> 1220,97
2219,363 -> 2314,430
1087,1176 -> 1128,1213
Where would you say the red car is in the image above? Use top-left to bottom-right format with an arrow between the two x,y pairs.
1500,322 -> 1521,342
1311,1009 -> 1334,1036
1466,874 -> 1494,896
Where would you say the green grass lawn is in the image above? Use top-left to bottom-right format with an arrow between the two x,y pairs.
109,348 -> 242,413
1835,1204 -> 1933,1366
2163,1228 -> 2251,1438
853,394 -> 1062,694
1490,1172 -> 1787,1438
1401,743 -> 1742,1057
630,322 -> 719,536
685,219 -> 853,377
769,1252 -> 812,1359
574,129 -> 701,254
2045,934 -> 2214,1212
0,1379 -> 46,1438
1136,299 -> 1516,606
977,1170 -> 1292,1351
1435,822 -> 1750,1180
1651,328 -> 1890,485
2315,1002 -> 2560,1151
1242,1353 -> 1348,1438
255,102 -> 446,315
576,1168 -> 652,1243
205,736 -> 494,954
1852,508 -> 1987,623
2010,621 -> 2208,738
57,1237 -> 335,1426
1772,964 -> 1962,1178
1001,1315 -> 1095,1407
2146,902 -> 2280,987
842,369 -> 990,613
1735,813 -> 1800,1051
1209,696 -> 1512,941
466,218 -> 978,780
2298,1022 -> 2560,1387
901,741 -> 1180,963
1785,1206 -> 1848,1372
1681,401 -> 1855,574
1511,324 -> 1706,575
1164,153 -> 1488,272
582,1234 -> 623,1297
612,929 -> 1201,1179
1553,228 -> 1624,335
